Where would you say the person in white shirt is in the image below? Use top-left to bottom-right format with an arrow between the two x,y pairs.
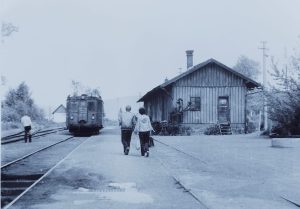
21,115 -> 32,143
134,107 -> 154,157
118,105 -> 136,155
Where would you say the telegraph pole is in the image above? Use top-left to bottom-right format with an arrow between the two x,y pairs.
258,41 -> 268,131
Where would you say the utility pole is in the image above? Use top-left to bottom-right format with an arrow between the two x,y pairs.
258,41 -> 268,131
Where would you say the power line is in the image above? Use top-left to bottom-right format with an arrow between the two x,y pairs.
258,41 -> 269,131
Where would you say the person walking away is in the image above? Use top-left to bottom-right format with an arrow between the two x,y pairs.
21,114 -> 32,143
118,105 -> 136,155
134,107 -> 154,157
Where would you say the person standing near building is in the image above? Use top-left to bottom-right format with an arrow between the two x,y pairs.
21,114 -> 32,143
118,105 -> 136,155
134,107 -> 154,157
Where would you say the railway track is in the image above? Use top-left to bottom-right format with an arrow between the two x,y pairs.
153,137 -> 299,209
152,137 -> 209,209
1,136 -> 89,208
281,196 -> 300,208
1,127 -> 66,145
153,137 -> 207,165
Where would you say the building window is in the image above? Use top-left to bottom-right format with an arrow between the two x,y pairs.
190,97 -> 201,111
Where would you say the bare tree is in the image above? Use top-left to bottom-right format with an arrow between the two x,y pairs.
1,75 -> 6,86
71,80 -> 101,97
1,22 -> 18,42
71,80 -> 83,96
267,48 -> 300,135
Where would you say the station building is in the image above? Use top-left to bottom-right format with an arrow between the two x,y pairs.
138,51 -> 261,133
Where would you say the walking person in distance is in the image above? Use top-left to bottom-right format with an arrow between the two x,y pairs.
118,105 -> 136,155
21,114 -> 32,143
134,107 -> 154,157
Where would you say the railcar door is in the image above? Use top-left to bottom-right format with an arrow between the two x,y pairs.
78,100 -> 88,122
218,97 -> 230,124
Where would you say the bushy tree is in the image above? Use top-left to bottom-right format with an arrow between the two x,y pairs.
233,55 -> 260,80
1,82 -> 45,122
71,80 -> 101,97
233,56 -> 263,133
267,51 -> 300,135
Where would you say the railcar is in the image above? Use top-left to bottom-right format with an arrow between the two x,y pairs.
66,94 -> 104,134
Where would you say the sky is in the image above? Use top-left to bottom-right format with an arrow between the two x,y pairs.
1,0 -> 300,115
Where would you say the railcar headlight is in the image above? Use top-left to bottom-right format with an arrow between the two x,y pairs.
70,116 -> 74,120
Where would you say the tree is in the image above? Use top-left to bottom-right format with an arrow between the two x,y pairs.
267,49 -> 300,135
71,80 -> 83,96
70,80 -> 101,97
1,82 -> 44,122
1,22 -> 18,42
233,55 -> 260,80
1,75 -> 6,86
232,56 -> 262,132
86,87 -> 102,97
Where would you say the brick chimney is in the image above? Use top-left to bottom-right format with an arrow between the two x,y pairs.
186,50 -> 194,69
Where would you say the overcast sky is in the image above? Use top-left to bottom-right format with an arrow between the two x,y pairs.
1,0 -> 300,113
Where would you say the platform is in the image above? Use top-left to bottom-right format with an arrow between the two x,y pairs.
9,130 -> 203,209
6,128 -> 300,209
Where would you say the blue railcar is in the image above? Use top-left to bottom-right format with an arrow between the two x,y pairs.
66,94 -> 104,134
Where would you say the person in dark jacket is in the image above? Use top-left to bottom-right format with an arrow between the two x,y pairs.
21,115 -> 32,143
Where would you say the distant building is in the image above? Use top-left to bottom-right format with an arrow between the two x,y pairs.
52,104 -> 66,123
138,51 -> 261,133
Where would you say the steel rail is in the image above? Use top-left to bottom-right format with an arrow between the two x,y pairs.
1,131 -> 25,140
1,127 -> 66,145
153,138 -> 207,165
1,127 -> 65,141
281,196 -> 300,208
1,136 -> 74,169
3,136 -> 90,209
154,137 -> 294,209
153,152 -> 209,209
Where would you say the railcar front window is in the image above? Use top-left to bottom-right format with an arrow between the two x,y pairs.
88,102 -> 95,111
71,103 -> 77,111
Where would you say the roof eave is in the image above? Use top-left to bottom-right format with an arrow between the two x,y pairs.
138,58 -> 262,101
137,86 -> 160,102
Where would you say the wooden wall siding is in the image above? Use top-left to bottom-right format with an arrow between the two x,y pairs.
170,63 -> 248,124
172,86 -> 246,124
145,91 -> 173,122
144,63 -> 248,124
176,64 -> 244,87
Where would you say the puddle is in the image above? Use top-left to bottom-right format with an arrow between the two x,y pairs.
103,182 -> 153,203
74,182 -> 153,204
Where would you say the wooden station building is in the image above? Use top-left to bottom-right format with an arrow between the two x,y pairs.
138,51 -> 261,133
